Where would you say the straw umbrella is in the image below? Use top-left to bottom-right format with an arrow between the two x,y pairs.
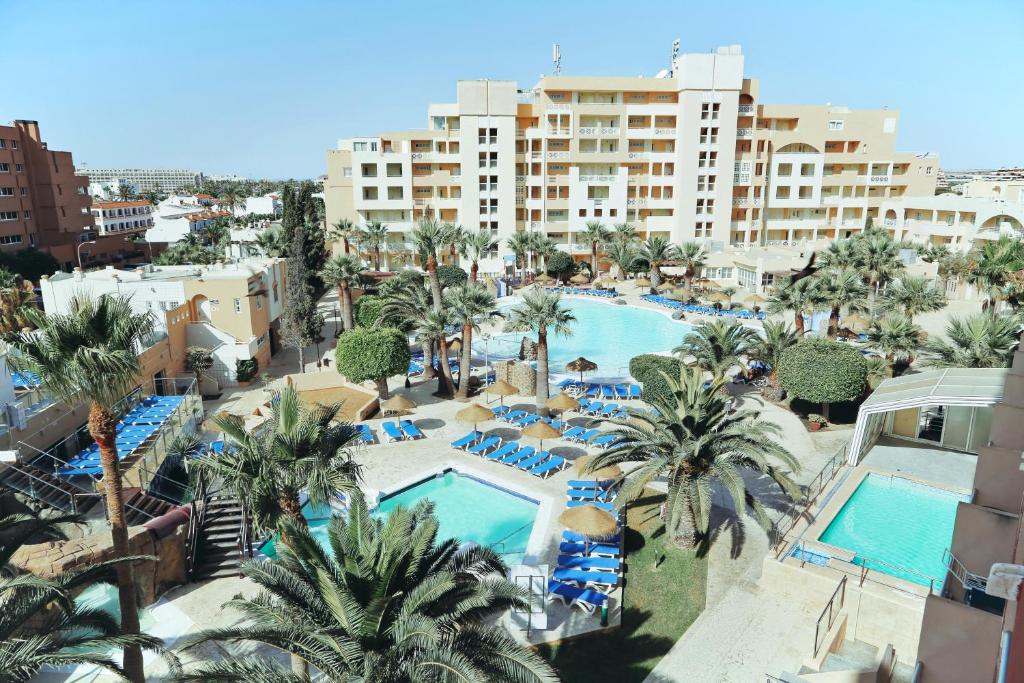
535,273 -> 555,284
844,312 -> 871,331
565,356 -> 598,384
455,403 -> 494,433
547,391 -> 580,419
705,291 -> 731,304
522,420 -> 561,452
380,394 -> 416,416
655,281 -> 675,292
635,276 -> 652,288
569,273 -> 590,285
559,504 -> 619,552
485,379 -> 518,406
744,293 -> 768,306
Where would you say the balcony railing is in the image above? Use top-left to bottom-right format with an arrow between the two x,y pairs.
579,174 -> 617,182
732,197 -> 763,207
738,104 -> 755,115
654,128 -> 677,136
737,128 -> 754,139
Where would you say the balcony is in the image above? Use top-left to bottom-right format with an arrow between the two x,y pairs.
578,127 -> 599,137
733,173 -> 752,184
732,197 -> 763,207
546,128 -> 572,137
737,128 -> 754,139
653,128 -> 677,137
626,197 -> 647,207
600,127 -> 620,136
547,151 -> 569,161
579,174 -> 617,183
737,104 -> 755,115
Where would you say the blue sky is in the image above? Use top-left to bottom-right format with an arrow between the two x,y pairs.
2,0 -> 1021,179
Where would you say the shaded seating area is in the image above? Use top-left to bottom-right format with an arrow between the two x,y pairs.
448,430 -> 569,479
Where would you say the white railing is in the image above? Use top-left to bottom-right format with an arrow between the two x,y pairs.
547,128 -> 571,137
738,104 -> 755,115
579,174 -> 617,182
547,151 -> 569,160
654,128 -> 677,136
600,127 -> 620,136
733,173 -> 751,184
733,197 -> 763,207
578,127 -> 598,136
737,128 -> 754,139
627,151 -> 650,159
626,197 -> 647,207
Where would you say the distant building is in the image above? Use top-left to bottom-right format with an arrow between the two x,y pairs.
147,194 -> 230,244
90,200 -> 155,237
234,194 -> 281,217
75,166 -> 202,193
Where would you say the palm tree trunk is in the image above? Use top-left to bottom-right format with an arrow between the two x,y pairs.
827,305 -> 840,339
650,266 -> 662,288
427,255 -> 443,313
436,338 -> 455,397
340,285 -> 354,331
536,331 -> 550,416
297,345 -> 305,373
457,322 -> 473,399
420,339 -> 436,380
794,312 -> 806,336
374,247 -> 381,271
471,259 -> 479,282
89,403 -> 144,683
343,237 -> 350,255
591,244 -> 598,276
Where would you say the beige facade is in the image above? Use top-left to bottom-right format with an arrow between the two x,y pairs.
325,46 -> 939,270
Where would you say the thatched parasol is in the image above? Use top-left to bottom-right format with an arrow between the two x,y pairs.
565,356 -> 598,383
559,504 -> 619,550
535,273 -> 555,284
574,454 -> 623,480
635,277 -> 652,288
569,273 -> 590,285
844,313 -> 871,331
547,391 -> 580,416
455,403 -> 494,432
705,291 -> 731,303
655,281 -> 675,292
485,379 -> 518,406
744,293 -> 768,305
522,420 -> 561,452
448,338 -> 463,353
380,394 -> 416,415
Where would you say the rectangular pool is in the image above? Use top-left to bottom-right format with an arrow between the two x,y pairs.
261,470 -> 539,565
817,473 -> 969,588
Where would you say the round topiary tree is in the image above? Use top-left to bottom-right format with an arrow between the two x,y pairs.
778,337 -> 868,420
353,294 -> 384,328
629,354 -> 684,407
436,264 -> 468,289
545,251 -> 574,283
334,326 -> 411,399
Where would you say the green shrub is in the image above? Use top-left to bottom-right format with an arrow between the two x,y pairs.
236,358 -> 259,382
630,354 -> 684,407
436,264 -> 468,289
0,248 -> 60,282
377,270 -> 423,297
334,326 -> 410,397
778,337 -> 867,409
546,251 -> 574,280
353,294 -> 384,328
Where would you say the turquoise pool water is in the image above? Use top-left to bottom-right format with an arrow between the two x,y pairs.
818,473 -> 969,588
492,298 -> 693,374
262,471 -> 538,565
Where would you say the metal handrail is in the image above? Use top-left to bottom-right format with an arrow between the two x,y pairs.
185,471 -> 208,579
236,501 -> 254,573
771,441 -> 848,557
813,575 -> 847,657
942,548 -> 988,592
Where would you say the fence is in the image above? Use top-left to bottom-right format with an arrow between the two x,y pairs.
813,575 -> 847,657
770,441 -> 849,558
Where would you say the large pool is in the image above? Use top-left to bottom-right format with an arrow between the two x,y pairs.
818,473 -> 969,588
261,470 -> 539,565
491,298 -> 693,375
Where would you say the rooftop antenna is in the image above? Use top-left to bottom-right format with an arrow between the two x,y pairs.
670,39 -> 680,76
552,43 -> 561,76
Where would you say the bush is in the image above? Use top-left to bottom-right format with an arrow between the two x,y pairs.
546,251 -> 574,280
629,354 -> 684,407
353,294 -> 384,328
436,264 -> 468,289
335,326 -> 411,397
808,413 -> 828,426
236,358 -> 259,382
377,269 -> 423,297
778,337 -> 867,407
627,255 -> 649,275
0,248 -> 60,282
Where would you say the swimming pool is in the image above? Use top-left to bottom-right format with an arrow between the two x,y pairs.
261,470 -> 539,565
817,473 -> 969,588
491,298 -> 693,374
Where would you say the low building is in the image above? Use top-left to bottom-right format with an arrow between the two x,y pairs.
39,258 -> 288,388
90,200 -> 155,236
234,194 -> 281,217
147,194 -> 230,244
880,194 -> 1024,251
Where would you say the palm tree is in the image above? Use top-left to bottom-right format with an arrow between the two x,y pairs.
506,231 -> 533,273
441,222 -> 468,265
535,235 -> 558,274
198,387 -> 361,535
0,510 -> 167,682
358,220 -> 389,270
638,236 -> 679,287
968,236 -> 1024,316
327,218 -> 358,255
860,234 -> 905,311
116,183 -> 135,202
879,275 -> 947,320
676,241 -> 707,290
378,281 -> 438,381
173,495 -> 558,682
580,220 -> 611,275
255,227 -> 288,257
6,294 -> 158,682
586,368 -> 800,549
460,229 -> 498,281
817,267 -> 869,338
504,290 -> 576,415
610,221 -> 638,245
604,240 -> 637,281
0,270 -> 36,335
416,309 -> 457,397
320,254 -> 367,332
817,239 -> 863,271
674,319 -> 757,383
748,320 -> 799,391
217,189 -> 245,216
411,218 -> 450,314
924,314 -> 1021,368
766,277 -> 820,336
444,283 -> 499,399
862,314 -> 922,374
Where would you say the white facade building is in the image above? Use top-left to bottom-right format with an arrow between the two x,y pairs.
90,200 -> 155,236
147,195 -> 229,244
76,166 -> 202,193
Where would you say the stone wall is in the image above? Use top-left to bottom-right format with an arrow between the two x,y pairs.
494,360 -> 536,397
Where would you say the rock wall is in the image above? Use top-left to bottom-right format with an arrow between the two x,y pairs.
494,360 -> 536,397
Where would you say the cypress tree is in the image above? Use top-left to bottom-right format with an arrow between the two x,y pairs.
281,223 -> 322,372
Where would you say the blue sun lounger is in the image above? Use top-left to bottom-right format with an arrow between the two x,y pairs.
501,410 -> 529,423
451,431 -> 483,450
513,414 -> 544,427
563,530 -> 622,545
547,579 -> 609,613
562,426 -> 588,441
557,555 -> 622,572
382,422 -> 406,442
601,385 -> 616,399
627,384 -> 641,399
582,401 -> 603,416
400,420 -> 425,439
485,441 -> 521,462
514,450 -> 549,472
501,445 -> 533,465
466,435 -> 501,455
567,487 -> 615,501
567,479 -> 615,490
491,405 -> 513,418
589,433 -> 617,449
529,455 -> 566,478
598,403 -> 621,418
558,540 -> 622,557
355,424 -> 376,445
568,428 -> 600,444
552,567 -> 619,591
566,499 -> 615,512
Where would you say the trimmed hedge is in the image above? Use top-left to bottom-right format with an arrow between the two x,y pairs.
777,337 -> 867,405
335,326 -> 410,391
629,354 -> 684,407
236,358 -> 259,383
354,294 -> 384,328
437,264 -> 468,289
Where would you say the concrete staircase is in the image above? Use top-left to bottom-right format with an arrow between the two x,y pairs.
792,638 -> 914,682
0,461 -> 99,514
192,496 -> 251,581
123,487 -> 175,526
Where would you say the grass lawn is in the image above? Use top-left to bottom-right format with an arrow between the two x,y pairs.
538,491 -> 708,682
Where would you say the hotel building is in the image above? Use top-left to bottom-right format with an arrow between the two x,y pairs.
75,166 -> 202,193
325,45 -> 940,271
90,200 -> 155,236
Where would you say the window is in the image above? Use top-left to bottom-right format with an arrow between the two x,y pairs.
0,211 -> 17,221
233,298 -> 241,313
800,163 -> 815,176
0,140 -> 4,149
0,188 -> 12,196
14,164 -> 22,173
353,142 -> 368,151
19,187 -> 27,197
0,234 -> 23,244
10,140 -> 16,150
828,120 -> 844,131
925,167 -> 933,176
775,186 -> 791,199
777,163 -> 792,177
361,163 -> 377,178
255,295 -> 263,310
343,167 -> 352,177
0,164 -> 8,173
23,210 -> 30,219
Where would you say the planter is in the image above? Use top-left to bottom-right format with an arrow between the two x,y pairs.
807,421 -> 822,432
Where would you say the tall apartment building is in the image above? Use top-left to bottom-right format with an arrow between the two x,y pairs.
325,45 -> 939,270
75,166 -> 202,193
0,120 -> 138,271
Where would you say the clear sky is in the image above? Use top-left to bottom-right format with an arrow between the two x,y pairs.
2,0 -> 1021,179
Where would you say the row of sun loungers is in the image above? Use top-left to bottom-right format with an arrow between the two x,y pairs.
449,431 -> 569,478
641,294 -> 768,320
557,380 -> 642,401
381,420 -> 425,442
543,287 -> 619,298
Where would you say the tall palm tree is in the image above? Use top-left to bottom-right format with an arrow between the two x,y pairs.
217,189 -> 245,216
358,220 -> 389,271
506,231 -> 533,273
444,283 -> 499,399
255,228 -> 288,257
879,275 -> 947,320
535,235 -> 558,274
748,320 -> 799,390
320,254 -> 367,332
416,309 -> 457,397
862,314 -> 922,374
327,218 -> 358,255
460,229 -> 498,281
586,368 -> 800,548
504,290 -> 576,415
859,234 -> 905,311
968,236 -> 1024,316
1,510 -> 167,682
817,239 -> 863,271
116,183 -> 136,202
604,240 -> 637,281
411,218 -> 450,314
580,221 -> 611,275
378,281 -> 438,381
817,267 -> 869,338
674,319 -> 757,383
173,495 -> 558,682
6,294 -> 157,682
676,241 -> 707,290
610,221 -> 638,245
638,236 -> 679,287
441,222 -> 468,265
766,277 -> 820,336
924,314 -> 1021,368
